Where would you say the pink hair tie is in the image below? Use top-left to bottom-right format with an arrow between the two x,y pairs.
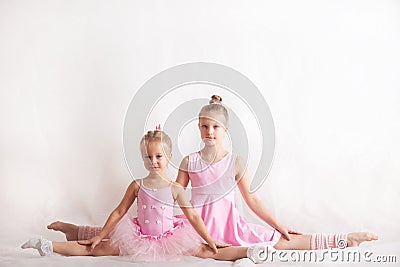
155,124 -> 161,130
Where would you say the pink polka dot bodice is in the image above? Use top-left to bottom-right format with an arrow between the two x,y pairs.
137,180 -> 175,236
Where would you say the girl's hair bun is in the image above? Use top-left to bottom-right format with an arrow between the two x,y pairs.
209,95 -> 222,104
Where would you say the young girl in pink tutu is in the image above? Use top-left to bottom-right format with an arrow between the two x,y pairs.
47,95 -> 378,259
22,130 -> 268,262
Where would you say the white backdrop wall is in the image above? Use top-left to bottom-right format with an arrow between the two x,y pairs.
0,0 -> 399,255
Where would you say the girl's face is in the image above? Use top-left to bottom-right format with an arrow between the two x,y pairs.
141,141 -> 171,174
198,114 -> 227,146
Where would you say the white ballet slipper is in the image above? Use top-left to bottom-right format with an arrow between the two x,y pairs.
21,237 -> 53,256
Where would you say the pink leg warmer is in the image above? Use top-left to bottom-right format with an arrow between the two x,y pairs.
77,226 -> 104,240
311,233 -> 348,250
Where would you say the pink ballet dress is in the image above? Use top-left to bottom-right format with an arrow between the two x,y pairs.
109,180 -> 202,261
188,151 -> 281,247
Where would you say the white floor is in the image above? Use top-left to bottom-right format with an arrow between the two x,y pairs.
2,238 -> 399,267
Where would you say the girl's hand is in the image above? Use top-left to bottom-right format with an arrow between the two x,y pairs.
207,239 -> 231,254
214,240 -> 232,248
276,225 -> 302,241
78,235 -> 103,250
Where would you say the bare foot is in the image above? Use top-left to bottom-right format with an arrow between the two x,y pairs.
347,232 -> 378,247
47,221 -> 79,241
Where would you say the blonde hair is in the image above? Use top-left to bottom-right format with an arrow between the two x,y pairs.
198,95 -> 229,127
140,130 -> 172,155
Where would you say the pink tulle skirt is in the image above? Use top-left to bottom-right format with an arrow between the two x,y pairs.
109,214 -> 203,261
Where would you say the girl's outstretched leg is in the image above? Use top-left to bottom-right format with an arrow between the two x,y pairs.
53,240 -> 119,256
273,232 -> 378,250
244,232 -> 378,263
274,234 -> 312,250
48,221 -> 105,241
196,244 -> 279,263
22,237 -> 119,256
195,244 -> 248,261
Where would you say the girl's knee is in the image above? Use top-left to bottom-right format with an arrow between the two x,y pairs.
274,234 -> 311,250
92,241 -> 119,256
273,237 -> 290,250
195,244 -> 214,259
